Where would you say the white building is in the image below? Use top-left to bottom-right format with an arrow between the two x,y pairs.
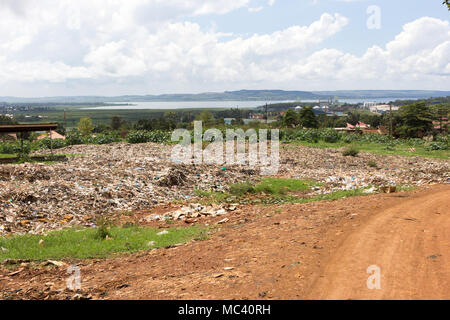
369,105 -> 399,114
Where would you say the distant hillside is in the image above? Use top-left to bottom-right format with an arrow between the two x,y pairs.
1,90 -> 449,104
313,90 -> 450,99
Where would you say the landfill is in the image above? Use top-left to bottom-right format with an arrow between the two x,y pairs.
0,142 -> 448,235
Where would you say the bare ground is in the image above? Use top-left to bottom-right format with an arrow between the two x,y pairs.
1,184 -> 449,300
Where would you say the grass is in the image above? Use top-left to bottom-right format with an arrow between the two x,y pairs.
0,153 -> 15,159
195,177 -> 368,205
0,225 -> 207,261
342,146 -> 360,157
289,141 -> 449,160
254,178 -> 318,195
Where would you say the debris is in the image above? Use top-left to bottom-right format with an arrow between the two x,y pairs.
38,239 -> 45,247
0,142 -> 447,236
217,218 -> 229,225
224,267 -> 234,271
45,260 -> 66,267
157,230 -> 169,236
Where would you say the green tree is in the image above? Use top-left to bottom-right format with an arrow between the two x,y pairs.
111,116 -> 122,130
77,117 -> 95,136
444,1 -> 450,10
196,110 -> 214,125
397,102 -> 433,138
298,106 -> 318,128
283,109 -> 299,127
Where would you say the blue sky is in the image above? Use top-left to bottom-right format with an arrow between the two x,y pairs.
0,0 -> 449,96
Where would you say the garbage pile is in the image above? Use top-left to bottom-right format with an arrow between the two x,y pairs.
0,143 -> 258,235
0,142 -> 448,235
279,146 -> 449,191
144,203 -> 238,222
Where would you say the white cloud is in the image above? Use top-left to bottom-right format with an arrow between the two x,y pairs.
0,1 -> 448,94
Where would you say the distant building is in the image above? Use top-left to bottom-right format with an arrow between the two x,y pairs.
250,114 -> 265,119
364,102 -> 377,109
224,118 -> 236,125
295,106 -> 302,111
369,105 -> 399,114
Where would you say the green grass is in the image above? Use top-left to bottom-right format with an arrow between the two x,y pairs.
254,178 -> 318,195
194,178 -> 368,205
0,153 -> 15,159
0,225 -> 207,261
289,141 -> 449,160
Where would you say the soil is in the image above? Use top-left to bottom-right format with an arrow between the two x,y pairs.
1,184 -> 449,300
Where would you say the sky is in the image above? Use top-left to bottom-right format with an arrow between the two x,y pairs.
0,0 -> 449,97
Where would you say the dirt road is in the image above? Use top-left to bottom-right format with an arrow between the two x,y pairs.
308,185 -> 450,300
1,185 -> 449,300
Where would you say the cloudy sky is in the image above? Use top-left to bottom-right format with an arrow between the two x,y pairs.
0,0 -> 449,97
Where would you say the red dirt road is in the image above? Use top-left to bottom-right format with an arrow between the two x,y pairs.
309,185 -> 450,300
1,185 -> 449,300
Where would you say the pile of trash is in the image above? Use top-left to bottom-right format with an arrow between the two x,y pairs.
0,142 -> 448,235
279,146 -> 449,191
144,203 -> 238,222
0,143 -> 258,235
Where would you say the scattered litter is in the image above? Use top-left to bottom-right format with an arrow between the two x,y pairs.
0,142 -> 448,236
157,230 -> 169,236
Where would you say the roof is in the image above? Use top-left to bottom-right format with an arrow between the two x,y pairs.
37,130 -> 66,140
0,123 -> 58,133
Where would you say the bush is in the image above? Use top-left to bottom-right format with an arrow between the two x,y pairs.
90,132 -> 121,145
367,160 -> 378,168
342,146 -> 359,157
229,182 -> 256,196
126,130 -> 171,144
66,130 -> 84,145
38,138 -> 67,150
126,130 -> 151,144
0,142 -> 18,154
425,142 -> 448,151
321,128 -> 342,143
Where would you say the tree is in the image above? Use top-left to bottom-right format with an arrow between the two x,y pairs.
298,106 -> 318,128
283,109 -> 299,127
78,117 -> 95,136
397,102 -> 433,138
111,116 -> 122,130
0,115 -> 16,125
196,110 -> 214,125
444,1 -> 450,10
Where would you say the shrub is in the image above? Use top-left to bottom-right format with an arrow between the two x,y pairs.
126,130 -> 171,144
425,142 -> 448,151
90,132 -> 121,145
342,146 -> 359,157
321,128 -> 342,143
367,160 -> 378,168
66,130 -> 84,145
229,182 -> 256,196
38,138 -> 67,150
126,130 -> 151,144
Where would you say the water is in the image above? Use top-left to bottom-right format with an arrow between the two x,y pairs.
85,97 -> 420,110
85,101 -> 288,110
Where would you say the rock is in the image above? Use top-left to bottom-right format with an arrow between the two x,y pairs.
157,230 -> 169,236
217,218 -> 229,225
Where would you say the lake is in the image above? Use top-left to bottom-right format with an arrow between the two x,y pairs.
85,98 -> 419,110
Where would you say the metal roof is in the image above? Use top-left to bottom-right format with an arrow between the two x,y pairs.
0,123 -> 58,133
